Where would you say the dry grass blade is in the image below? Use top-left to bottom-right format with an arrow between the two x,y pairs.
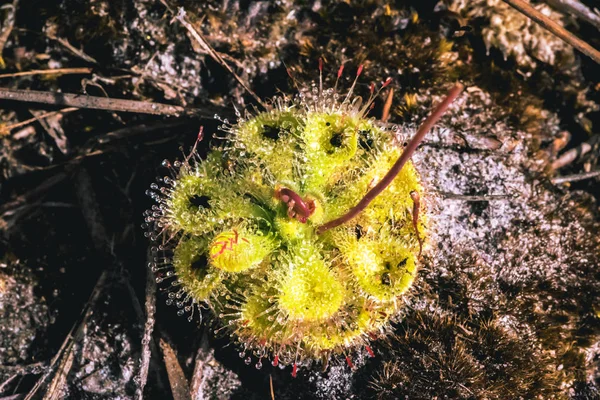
24,271 -> 110,400
42,347 -> 75,400
502,0 -> 600,64
173,7 -> 268,110
51,37 -> 98,64
135,252 -> 158,400
159,338 -> 190,400
0,107 -> 78,136
0,67 -> 92,79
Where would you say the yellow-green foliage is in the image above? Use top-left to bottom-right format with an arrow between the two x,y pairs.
148,89 -> 426,371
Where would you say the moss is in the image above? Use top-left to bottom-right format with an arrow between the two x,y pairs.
368,311 -> 564,399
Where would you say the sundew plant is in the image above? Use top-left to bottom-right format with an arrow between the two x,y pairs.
144,64 -> 463,376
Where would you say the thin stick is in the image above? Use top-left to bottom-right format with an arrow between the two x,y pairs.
317,83 -> 464,234
441,193 -> 515,201
502,0 -> 600,64
0,67 -> 92,79
174,8 -> 267,109
0,362 -> 48,375
0,87 -> 215,118
0,374 -> 18,393
189,333 -> 209,400
135,250 -> 158,400
269,375 -> 275,400
52,37 -> 98,64
1,107 -> 77,135
25,271 -> 109,400
0,172 -> 67,216
552,134 -> 599,169
544,0 -> 600,31
552,170 -> 600,184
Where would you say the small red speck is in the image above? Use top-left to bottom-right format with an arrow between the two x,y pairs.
382,77 -> 392,88
337,65 -> 344,79
370,83 -> 375,94
272,355 -> 279,367
241,238 -> 250,244
242,320 -> 249,326
286,68 -> 294,79
366,346 -> 375,357
357,64 -> 364,77
369,332 -> 377,340
292,363 -> 298,378
345,356 -> 354,369
319,58 -> 323,72
197,126 -> 204,141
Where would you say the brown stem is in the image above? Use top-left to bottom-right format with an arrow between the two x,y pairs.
317,83 -> 464,234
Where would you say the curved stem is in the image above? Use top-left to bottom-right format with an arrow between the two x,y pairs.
317,83 -> 464,235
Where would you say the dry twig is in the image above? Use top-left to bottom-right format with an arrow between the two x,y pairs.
544,0 -> 600,31
0,374 -> 18,394
552,170 -> 600,184
0,87 -> 217,117
502,0 -> 600,64
135,251 -> 158,400
0,362 -> 48,375
552,134 -> 600,169
24,271 -> 110,400
0,107 -> 78,136
51,37 -> 98,64
440,192 -> 516,201
189,333 -> 210,400
0,173 -> 67,217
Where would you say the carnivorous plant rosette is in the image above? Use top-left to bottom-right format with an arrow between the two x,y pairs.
144,65 -> 463,375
